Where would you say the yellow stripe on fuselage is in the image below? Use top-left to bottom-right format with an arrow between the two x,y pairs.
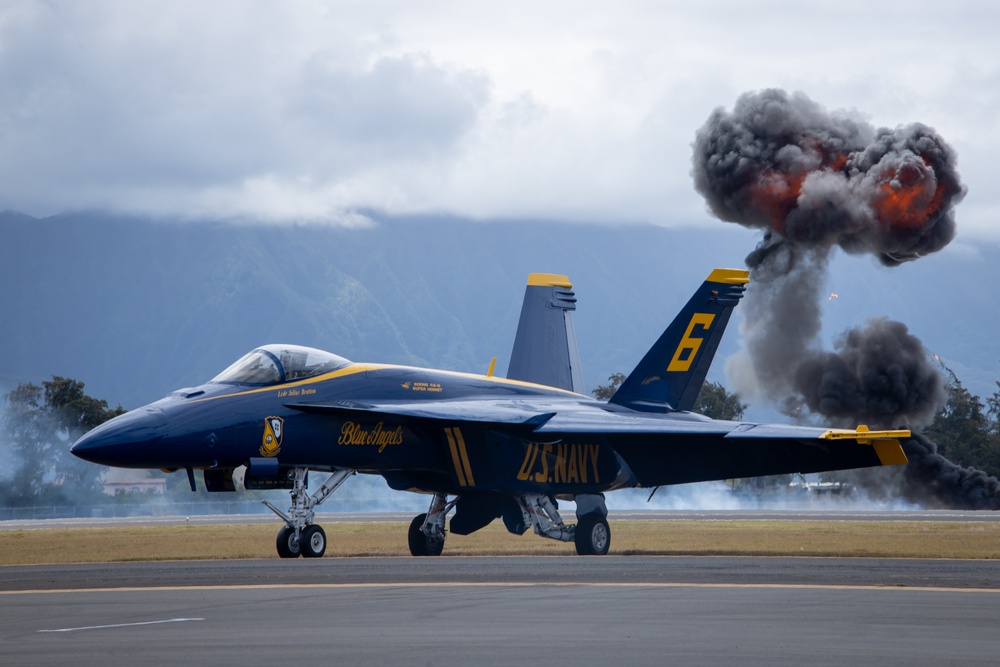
444,427 -> 475,487
453,428 -> 475,486
189,364 -> 385,403
192,363 -> 588,404
444,428 -> 468,486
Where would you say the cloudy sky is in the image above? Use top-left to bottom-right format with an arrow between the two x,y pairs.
2,1 -> 998,239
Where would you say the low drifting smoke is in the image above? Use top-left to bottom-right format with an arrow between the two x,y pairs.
900,434 -> 1000,509
693,89 -> 999,510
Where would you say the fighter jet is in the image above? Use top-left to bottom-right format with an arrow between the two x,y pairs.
72,268 -> 909,557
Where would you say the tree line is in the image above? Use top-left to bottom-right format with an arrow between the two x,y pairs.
2,377 -> 125,507
923,366 -> 1000,480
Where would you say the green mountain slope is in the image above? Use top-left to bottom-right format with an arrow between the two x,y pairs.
2,211 -> 995,411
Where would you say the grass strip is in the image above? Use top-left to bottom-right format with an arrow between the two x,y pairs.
2,520 -> 998,565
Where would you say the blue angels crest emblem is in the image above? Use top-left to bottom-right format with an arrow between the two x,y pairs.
261,416 -> 283,457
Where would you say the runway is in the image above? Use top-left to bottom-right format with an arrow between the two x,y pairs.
2,557 -> 999,666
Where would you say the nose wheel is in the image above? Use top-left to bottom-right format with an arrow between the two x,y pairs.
275,524 -> 327,558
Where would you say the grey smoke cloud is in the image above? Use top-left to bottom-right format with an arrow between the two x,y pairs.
693,89 -> 966,266
694,89 -> 997,509
792,318 -> 945,429
692,90 -> 960,422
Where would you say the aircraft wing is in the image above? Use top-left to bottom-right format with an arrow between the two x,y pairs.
288,397 -> 740,436
290,397 -> 747,436
288,397 -> 907,448
285,399 -> 556,430
538,411 -> 911,486
536,411 -> 907,449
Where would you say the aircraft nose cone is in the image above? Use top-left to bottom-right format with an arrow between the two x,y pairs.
71,407 -> 168,467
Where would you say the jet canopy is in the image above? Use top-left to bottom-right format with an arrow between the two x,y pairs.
212,345 -> 350,385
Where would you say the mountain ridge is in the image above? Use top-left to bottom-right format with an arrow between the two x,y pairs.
3,211 -> 996,416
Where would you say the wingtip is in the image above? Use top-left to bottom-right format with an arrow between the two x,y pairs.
817,425 -> 911,466
819,426 -> 912,443
873,440 -> 910,466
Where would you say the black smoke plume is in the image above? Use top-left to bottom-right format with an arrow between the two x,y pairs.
793,318 -> 944,429
693,88 -> 965,266
899,434 -> 1000,509
692,89 -> 999,510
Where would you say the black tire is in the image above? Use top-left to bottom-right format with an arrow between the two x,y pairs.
408,514 -> 429,556
574,513 -> 610,556
408,513 -> 445,557
276,525 -> 301,558
426,531 -> 444,557
301,524 -> 327,558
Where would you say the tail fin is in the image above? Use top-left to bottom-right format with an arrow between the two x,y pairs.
506,273 -> 585,393
609,268 -> 749,412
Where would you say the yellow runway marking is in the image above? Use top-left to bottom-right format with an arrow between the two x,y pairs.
4,582 -> 1000,596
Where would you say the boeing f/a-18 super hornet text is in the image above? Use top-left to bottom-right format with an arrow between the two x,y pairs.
72,268 -> 910,557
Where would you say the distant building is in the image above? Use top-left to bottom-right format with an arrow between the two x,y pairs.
102,477 -> 167,495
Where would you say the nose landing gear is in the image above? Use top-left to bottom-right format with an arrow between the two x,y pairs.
264,467 -> 354,558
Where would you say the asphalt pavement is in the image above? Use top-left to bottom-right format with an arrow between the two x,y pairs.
1,556 -> 999,666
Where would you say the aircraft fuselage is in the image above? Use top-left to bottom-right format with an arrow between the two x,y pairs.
70,269 -> 909,558
72,362 -> 634,497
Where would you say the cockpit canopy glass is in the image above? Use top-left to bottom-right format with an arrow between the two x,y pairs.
211,345 -> 350,385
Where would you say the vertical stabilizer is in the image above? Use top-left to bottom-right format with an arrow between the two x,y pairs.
506,274 -> 585,393
609,268 -> 749,412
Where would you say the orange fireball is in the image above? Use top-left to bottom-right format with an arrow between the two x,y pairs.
872,156 -> 945,230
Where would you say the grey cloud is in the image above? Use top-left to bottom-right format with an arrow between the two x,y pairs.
286,54 -> 490,167
0,3 -> 490,215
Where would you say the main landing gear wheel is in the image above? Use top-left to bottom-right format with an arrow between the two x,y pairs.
276,525 -> 301,559
408,513 -> 444,557
301,524 -> 327,558
575,513 -> 611,556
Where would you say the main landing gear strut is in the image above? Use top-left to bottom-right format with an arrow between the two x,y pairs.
263,467 -> 355,558
408,492 -> 452,556
406,492 -> 610,557
519,492 -> 611,555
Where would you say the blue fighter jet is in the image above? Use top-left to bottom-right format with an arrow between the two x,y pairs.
72,268 -> 909,557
